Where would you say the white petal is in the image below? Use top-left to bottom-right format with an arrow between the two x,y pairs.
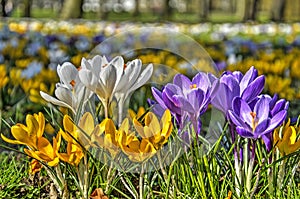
100,63 -> 117,98
40,91 -> 75,113
55,87 -> 73,106
58,62 -> 78,86
129,63 -> 153,92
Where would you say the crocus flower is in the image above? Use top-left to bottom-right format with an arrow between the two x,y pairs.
211,66 -> 265,117
24,132 -> 61,167
56,133 -> 84,167
118,118 -> 156,162
63,112 -> 96,149
228,96 -> 287,140
91,118 -> 120,158
114,59 -> 153,125
152,72 -> 212,135
40,62 -> 92,115
78,55 -> 123,118
29,159 -> 43,175
1,112 -> 45,150
133,109 -> 173,150
274,119 -> 300,155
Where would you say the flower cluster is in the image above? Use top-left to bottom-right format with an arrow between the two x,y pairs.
1,51 -> 299,198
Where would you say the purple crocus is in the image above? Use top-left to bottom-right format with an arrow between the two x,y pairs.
211,66 -> 265,117
228,95 -> 288,143
249,94 -> 289,151
151,72 -> 212,136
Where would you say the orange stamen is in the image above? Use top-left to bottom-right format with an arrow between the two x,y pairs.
250,112 -> 258,131
190,84 -> 197,89
70,80 -> 76,87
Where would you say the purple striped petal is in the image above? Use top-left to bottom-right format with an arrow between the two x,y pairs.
236,126 -> 253,138
254,96 -> 270,121
265,110 -> 287,133
254,119 -> 269,137
239,66 -> 258,92
241,75 -> 265,102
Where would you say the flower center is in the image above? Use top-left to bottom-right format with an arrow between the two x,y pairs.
70,80 -> 76,87
250,112 -> 258,131
190,84 -> 197,89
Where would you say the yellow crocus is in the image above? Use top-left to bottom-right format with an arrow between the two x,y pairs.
57,133 -> 84,167
274,119 -> 300,155
1,112 -> 45,150
133,109 -> 173,150
128,106 -> 146,120
118,118 -> 156,162
91,118 -> 120,158
24,132 -> 61,167
62,112 -> 96,149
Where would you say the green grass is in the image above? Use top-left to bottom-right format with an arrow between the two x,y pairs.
0,152 -> 50,198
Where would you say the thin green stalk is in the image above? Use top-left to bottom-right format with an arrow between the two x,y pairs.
203,155 -> 217,199
105,161 -> 114,193
246,140 -> 255,195
243,139 -> 249,182
139,163 -> 145,199
83,153 -> 89,198
197,164 -> 207,199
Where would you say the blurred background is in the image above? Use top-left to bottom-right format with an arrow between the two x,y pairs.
1,0 -> 300,22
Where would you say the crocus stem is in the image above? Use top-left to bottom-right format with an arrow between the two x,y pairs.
118,171 -> 138,199
157,151 -> 168,181
83,153 -> 89,198
139,163 -> 145,199
230,123 -> 241,197
246,140 -> 255,195
244,138 -> 249,185
102,99 -> 110,118
105,161 -> 114,193
277,158 -> 286,189
118,97 -> 124,127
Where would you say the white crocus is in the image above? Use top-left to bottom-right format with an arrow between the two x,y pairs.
114,59 -> 153,125
78,55 -> 124,118
40,62 -> 92,115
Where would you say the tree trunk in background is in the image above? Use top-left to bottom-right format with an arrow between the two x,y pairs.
271,0 -> 286,21
23,0 -> 32,17
1,0 -> 7,17
250,0 -> 259,20
199,0 -> 210,21
133,0 -> 140,17
244,0 -> 260,21
163,0 -> 172,20
60,0 -> 84,19
99,0 -> 109,20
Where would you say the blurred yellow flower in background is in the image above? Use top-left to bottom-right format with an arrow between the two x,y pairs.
0,65 -> 9,89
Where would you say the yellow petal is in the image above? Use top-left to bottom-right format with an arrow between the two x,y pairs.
133,118 -> 146,137
48,157 -> 59,167
11,125 -> 36,149
289,126 -> 297,145
1,133 -> 27,146
63,115 -> 77,138
37,137 -> 54,159
34,112 -> 45,138
24,148 -> 43,161
79,112 -> 94,136
146,112 -> 161,136
26,114 -> 39,141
